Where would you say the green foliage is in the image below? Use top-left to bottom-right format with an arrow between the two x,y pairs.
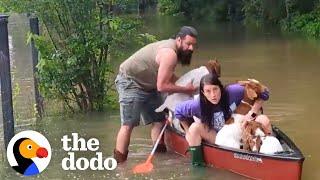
281,9 -> 320,38
294,0 -> 317,14
158,0 -> 181,15
243,0 -> 320,24
242,0 -> 266,26
264,0 -> 286,23
185,0 -> 229,21
158,0 -> 320,37
137,33 -> 157,46
0,1 -> 8,12
12,82 -> 21,120
4,0 -> 154,112
158,0 -> 243,22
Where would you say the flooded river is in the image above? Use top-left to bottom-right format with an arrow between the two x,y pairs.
1,13 -> 320,179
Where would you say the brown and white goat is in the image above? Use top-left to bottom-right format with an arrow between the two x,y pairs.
224,79 -> 268,124
237,79 -> 271,152
242,121 -> 265,152
242,120 -> 284,153
215,79 -> 269,150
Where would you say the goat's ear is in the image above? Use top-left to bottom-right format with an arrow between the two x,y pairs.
207,59 -> 221,77
214,62 -> 221,77
246,85 -> 258,100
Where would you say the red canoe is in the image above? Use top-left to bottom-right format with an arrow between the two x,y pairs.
164,125 -> 304,180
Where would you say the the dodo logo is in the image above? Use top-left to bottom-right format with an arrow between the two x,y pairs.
6,130 -> 51,176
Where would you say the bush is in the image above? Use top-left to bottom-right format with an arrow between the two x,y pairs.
158,0 -> 181,15
281,9 -> 320,38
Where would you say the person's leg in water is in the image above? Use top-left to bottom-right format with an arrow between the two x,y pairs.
113,75 -> 141,163
151,121 -> 166,152
143,91 -> 167,152
114,125 -> 134,163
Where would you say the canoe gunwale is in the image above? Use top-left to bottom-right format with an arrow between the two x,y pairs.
166,125 -> 305,162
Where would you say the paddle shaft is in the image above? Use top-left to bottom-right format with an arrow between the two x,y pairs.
150,120 -> 169,157
132,118 -> 170,173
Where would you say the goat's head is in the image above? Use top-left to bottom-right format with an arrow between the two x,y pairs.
206,59 -> 221,77
242,121 -> 266,152
238,79 -> 268,101
234,79 -> 268,115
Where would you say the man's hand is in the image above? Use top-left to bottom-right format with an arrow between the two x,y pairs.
185,80 -> 196,95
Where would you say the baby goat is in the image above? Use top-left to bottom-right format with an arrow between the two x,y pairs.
215,79 -> 268,149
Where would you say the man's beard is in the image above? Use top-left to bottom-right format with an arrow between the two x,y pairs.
177,49 -> 193,66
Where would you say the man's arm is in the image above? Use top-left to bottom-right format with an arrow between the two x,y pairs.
156,48 -> 195,94
170,73 -> 179,83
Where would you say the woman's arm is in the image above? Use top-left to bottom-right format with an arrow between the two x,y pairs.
226,83 -> 270,120
175,99 -> 201,131
175,99 -> 200,120
246,89 -> 270,120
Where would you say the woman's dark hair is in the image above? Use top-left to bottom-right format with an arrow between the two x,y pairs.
199,73 -> 231,129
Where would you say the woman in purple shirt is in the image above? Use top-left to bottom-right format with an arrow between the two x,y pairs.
175,73 -> 271,166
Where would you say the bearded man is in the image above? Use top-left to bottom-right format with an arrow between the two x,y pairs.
113,26 -> 198,163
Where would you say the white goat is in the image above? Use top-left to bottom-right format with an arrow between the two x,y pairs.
155,66 -> 209,132
215,114 -> 244,149
259,136 -> 283,154
155,66 -> 209,113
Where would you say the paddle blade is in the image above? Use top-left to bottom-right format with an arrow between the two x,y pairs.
132,161 -> 153,174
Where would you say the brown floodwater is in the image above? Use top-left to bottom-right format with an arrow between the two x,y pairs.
1,13 -> 319,179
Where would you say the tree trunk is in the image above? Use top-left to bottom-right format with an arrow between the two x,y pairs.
285,0 -> 290,19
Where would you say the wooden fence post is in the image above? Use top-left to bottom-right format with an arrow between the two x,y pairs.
0,14 -> 15,149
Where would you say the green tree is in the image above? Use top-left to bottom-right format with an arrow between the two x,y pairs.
158,0 -> 182,15
3,0 -> 156,112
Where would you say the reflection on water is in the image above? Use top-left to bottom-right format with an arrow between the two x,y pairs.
1,13 -> 320,179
